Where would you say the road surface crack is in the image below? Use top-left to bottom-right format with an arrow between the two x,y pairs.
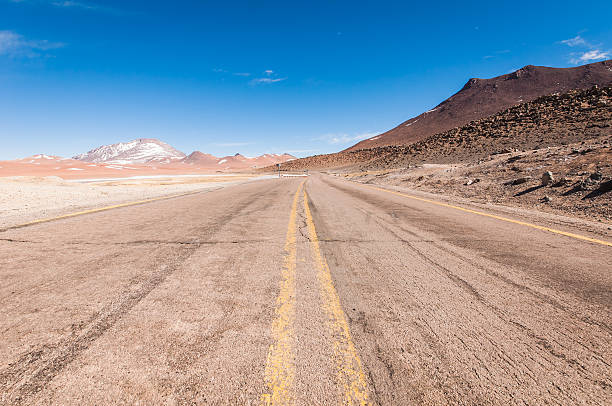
0,238 -> 40,244
0,186 -> 275,404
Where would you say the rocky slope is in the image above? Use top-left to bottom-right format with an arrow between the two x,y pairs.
340,135 -> 611,222
349,60 -> 612,150
276,85 -> 611,171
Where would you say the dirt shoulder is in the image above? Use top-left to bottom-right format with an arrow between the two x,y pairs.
331,135 -> 611,227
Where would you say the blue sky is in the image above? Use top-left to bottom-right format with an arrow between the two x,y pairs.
1,0 -> 611,159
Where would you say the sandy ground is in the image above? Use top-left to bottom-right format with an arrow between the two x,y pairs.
0,174 -> 270,229
0,174 -> 610,405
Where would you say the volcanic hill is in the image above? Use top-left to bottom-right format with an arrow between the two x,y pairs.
349,60 -> 612,151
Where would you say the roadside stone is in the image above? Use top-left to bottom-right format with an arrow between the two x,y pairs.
541,171 -> 554,186
598,180 -> 612,193
504,176 -> 532,186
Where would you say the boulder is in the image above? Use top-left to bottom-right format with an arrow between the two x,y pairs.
541,171 -> 554,186
505,176 -> 532,186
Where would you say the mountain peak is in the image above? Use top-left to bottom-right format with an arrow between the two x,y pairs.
348,59 -> 612,151
461,77 -> 483,90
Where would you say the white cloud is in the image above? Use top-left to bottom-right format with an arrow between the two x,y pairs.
560,34 -> 610,65
575,49 -> 609,62
317,132 -> 380,145
215,67 -> 285,84
251,77 -> 286,84
0,30 -> 64,57
9,0 -> 122,14
569,49 -> 610,64
561,35 -> 587,47
51,1 -> 98,9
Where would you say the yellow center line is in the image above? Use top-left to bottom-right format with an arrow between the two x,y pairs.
303,190 -> 371,405
261,180 -> 305,406
0,190 -> 207,232
358,183 -> 612,248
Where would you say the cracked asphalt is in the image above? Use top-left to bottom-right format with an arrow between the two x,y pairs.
0,173 -> 610,405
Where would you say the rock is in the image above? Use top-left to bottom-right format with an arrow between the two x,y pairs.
590,172 -> 603,181
505,176 -> 532,186
598,180 -> 612,193
542,195 -> 552,203
541,171 -> 554,186
465,178 -> 481,186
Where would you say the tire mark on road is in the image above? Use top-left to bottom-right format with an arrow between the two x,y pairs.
363,197 -> 612,384
318,176 -> 612,402
326,177 -> 612,332
0,185 -> 281,405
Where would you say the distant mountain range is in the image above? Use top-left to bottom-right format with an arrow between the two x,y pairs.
348,60 -> 612,151
182,151 -> 295,170
73,138 -> 295,169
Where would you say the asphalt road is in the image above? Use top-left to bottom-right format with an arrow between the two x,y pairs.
0,174 -> 610,405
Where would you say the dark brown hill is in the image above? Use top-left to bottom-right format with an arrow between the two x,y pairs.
273,85 -> 611,171
349,60 -> 612,151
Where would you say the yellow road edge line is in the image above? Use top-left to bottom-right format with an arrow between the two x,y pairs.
261,180 -> 305,406
0,190 -> 206,233
303,190 -> 371,405
359,184 -> 612,248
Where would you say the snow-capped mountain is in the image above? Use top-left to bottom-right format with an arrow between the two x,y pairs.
73,138 -> 186,164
